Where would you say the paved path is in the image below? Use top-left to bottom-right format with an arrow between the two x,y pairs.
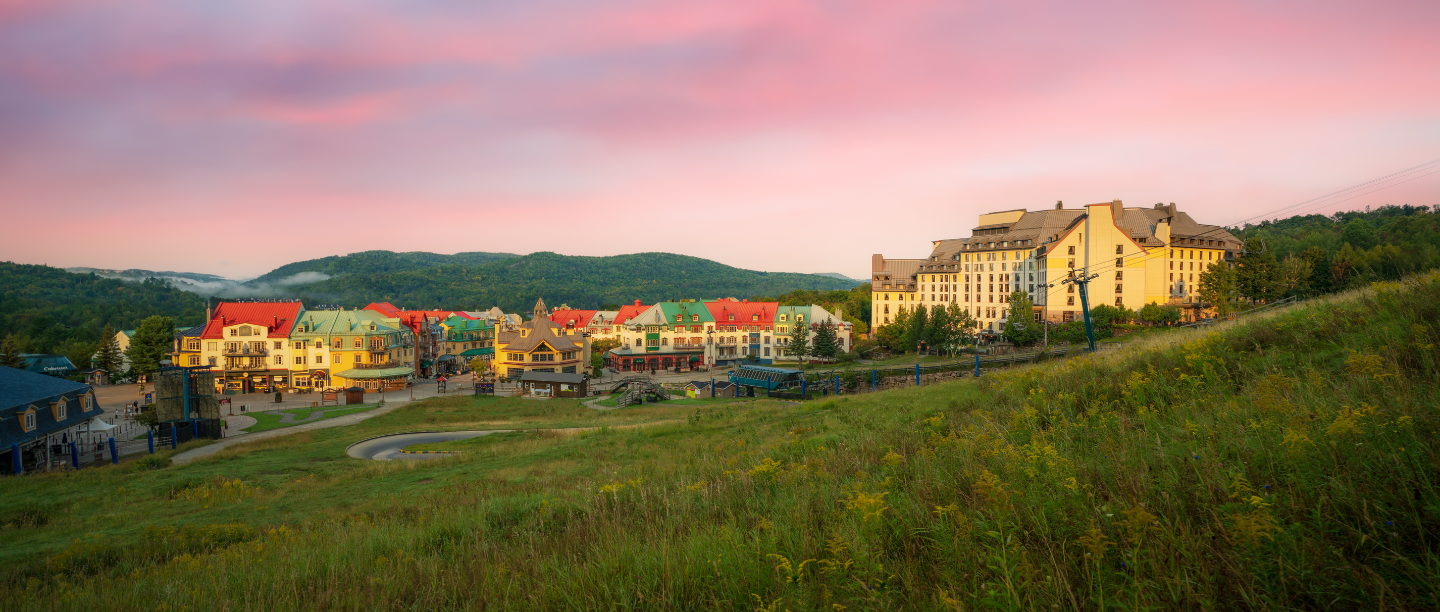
172,399 -> 415,465
345,431 -> 503,461
222,415 -> 256,437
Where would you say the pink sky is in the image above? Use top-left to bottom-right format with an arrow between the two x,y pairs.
1,0 -> 1436,279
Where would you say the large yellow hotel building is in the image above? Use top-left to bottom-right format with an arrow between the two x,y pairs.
871,201 -> 1241,333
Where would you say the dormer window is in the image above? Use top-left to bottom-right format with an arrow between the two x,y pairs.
22,407 -> 36,431
690,315 -> 698,322
796,315 -> 804,322
779,314 -> 787,322
728,315 -> 735,321
751,314 -> 759,321
57,400 -> 67,420
675,315 -> 682,322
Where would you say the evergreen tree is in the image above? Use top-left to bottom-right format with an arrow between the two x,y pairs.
789,317 -> 811,366
922,305 -> 949,351
1302,246 -> 1333,296
904,305 -> 929,353
1197,261 -> 1238,316
93,325 -> 124,374
810,322 -> 838,359
1235,238 -> 1280,303
125,316 -> 175,378
0,335 -> 22,369
1002,291 -> 1044,346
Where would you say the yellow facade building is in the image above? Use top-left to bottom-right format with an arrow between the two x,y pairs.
494,298 -> 590,379
873,201 -> 1241,333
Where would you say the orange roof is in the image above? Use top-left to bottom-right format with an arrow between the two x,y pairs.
363,302 -> 402,317
549,309 -> 598,329
200,302 -> 304,339
704,300 -> 778,325
613,300 -> 651,326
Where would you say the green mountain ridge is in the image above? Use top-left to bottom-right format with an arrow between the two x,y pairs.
268,251 -> 860,311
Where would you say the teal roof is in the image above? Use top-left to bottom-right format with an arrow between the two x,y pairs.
632,302 -> 715,327
291,309 -> 403,338
775,305 -> 812,333
459,348 -> 494,356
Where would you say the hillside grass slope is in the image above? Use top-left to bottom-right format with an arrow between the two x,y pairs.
2,272 -> 1437,610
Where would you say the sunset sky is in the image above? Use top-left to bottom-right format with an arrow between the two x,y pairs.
2,0 -> 1437,280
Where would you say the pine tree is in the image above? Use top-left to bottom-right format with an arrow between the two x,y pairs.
1198,261 -> 1238,316
904,305 -> 929,353
810,322 -> 838,359
93,325 -> 124,374
789,317 -> 811,367
0,335 -> 22,369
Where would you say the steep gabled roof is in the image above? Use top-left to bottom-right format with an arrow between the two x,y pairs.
549,309 -> 599,329
200,302 -> 303,339
704,300 -> 778,325
363,302 -> 403,318
613,301 -> 651,326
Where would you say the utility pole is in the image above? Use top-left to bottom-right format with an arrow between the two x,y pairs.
1061,272 -> 1101,352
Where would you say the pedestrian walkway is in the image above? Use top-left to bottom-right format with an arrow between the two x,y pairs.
172,387 -> 445,465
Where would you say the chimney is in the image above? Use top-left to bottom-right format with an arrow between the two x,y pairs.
634,299 -> 641,307
205,302 -> 212,322
1056,200 -> 1063,210
1111,199 -> 1123,221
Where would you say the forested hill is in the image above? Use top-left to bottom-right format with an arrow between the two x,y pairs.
1232,204 -> 1439,296
277,251 -> 860,311
253,250 -> 518,283
0,262 -> 207,367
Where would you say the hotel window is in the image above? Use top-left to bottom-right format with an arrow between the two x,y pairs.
1067,296 -> 1075,306
1068,246 -> 1075,255
84,394 -> 92,410
316,355 -> 323,364
275,355 -> 284,365
1116,271 -> 1123,280
24,410 -> 35,431
274,341 -> 283,349
207,342 -> 217,351
229,329 -> 237,337
353,338 -> 362,348
188,356 -> 200,366
1115,258 -> 1123,268
57,401 -> 66,420
186,339 -> 200,351
354,354 -> 362,363
1115,284 -> 1123,293
1115,244 -> 1123,254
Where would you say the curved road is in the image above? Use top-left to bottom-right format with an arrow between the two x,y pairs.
345,430 -> 505,461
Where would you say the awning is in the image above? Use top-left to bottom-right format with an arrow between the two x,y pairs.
459,348 -> 493,356
438,355 -> 457,362
689,356 -> 700,361
341,367 -> 415,380
420,360 -> 433,368
633,358 -> 645,362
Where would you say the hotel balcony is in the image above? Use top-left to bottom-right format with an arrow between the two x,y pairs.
222,346 -> 268,357
224,361 -> 270,372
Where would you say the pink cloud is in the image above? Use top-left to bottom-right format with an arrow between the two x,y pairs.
0,0 -> 1437,278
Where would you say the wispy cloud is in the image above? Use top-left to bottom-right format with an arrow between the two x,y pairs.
2,0 -> 1438,278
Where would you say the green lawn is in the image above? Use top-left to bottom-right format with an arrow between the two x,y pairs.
592,394 -> 743,408
2,274 -> 1438,610
241,404 -> 382,433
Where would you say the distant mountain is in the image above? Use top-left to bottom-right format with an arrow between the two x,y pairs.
253,250 -> 518,283
814,272 -> 864,284
263,251 -> 858,311
66,267 -> 233,284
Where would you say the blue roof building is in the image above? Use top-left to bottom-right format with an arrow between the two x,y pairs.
1,366 -> 103,472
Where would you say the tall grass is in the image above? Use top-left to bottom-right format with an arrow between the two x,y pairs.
2,273 -> 1438,610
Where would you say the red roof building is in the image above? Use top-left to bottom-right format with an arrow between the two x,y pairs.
703,299 -> 778,330
612,300 -> 651,327
200,302 -> 303,339
549,309 -> 598,332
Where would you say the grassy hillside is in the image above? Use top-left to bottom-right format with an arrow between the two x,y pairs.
277,251 -> 860,311
0,262 -> 206,365
2,272 -> 1437,610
